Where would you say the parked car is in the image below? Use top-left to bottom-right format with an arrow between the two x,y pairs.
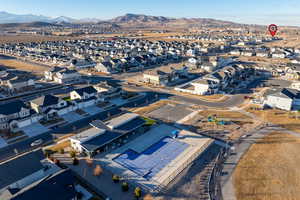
30,139 -> 43,147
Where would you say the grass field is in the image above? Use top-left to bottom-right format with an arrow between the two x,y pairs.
198,110 -> 252,120
234,132 -> 300,200
0,59 -> 49,74
246,105 -> 300,133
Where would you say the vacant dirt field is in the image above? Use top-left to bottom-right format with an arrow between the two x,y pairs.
0,59 -> 49,74
234,132 -> 300,200
0,35 -> 73,44
199,110 -> 252,120
246,105 -> 300,133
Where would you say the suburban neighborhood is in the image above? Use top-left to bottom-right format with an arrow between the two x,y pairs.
1,2 -> 300,200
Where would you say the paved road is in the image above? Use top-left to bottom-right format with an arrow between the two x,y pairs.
0,92 -> 158,162
124,84 -> 245,108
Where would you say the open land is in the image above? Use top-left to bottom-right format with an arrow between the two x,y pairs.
234,132 -> 300,200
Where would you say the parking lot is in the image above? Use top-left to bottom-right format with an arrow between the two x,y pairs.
147,103 -> 195,122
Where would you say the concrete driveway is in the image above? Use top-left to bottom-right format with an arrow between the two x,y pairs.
0,137 -> 7,148
62,112 -> 83,123
82,106 -> 103,115
21,122 -> 49,137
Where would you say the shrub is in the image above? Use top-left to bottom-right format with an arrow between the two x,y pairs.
122,182 -> 129,192
73,158 -> 79,165
44,149 -> 54,158
54,159 -> 60,165
134,187 -> 142,199
69,151 -> 76,158
112,174 -> 120,183
59,148 -> 65,154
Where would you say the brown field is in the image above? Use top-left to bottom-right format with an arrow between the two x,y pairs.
46,140 -> 71,152
0,35 -> 74,44
129,100 -> 176,115
198,110 -> 252,120
246,105 -> 300,133
234,132 -> 300,200
0,59 -> 49,74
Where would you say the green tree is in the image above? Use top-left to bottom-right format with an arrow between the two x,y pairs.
112,174 -> 120,183
69,151 -> 76,158
134,187 -> 142,199
122,182 -> 129,192
59,148 -> 64,154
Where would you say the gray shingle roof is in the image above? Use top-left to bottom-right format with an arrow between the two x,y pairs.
0,100 -> 27,115
11,169 -> 77,200
74,86 -> 97,96
31,95 -> 59,107
0,149 -> 44,189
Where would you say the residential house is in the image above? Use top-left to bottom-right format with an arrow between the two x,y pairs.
69,59 -> 96,69
191,79 -> 219,95
95,61 -> 114,74
30,94 -> 68,119
93,81 -> 122,99
0,100 -> 31,130
272,51 -> 285,59
143,70 -> 169,86
241,50 -> 254,57
0,71 -> 35,92
264,88 -> 300,110
0,149 -> 64,200
256,50 -> 269,57
44,67 -> 81,84
70,86 -> 98,100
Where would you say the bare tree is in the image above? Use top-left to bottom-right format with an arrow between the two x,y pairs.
93,164 -> 103,177
86,158 -> 93,167
143,194 -> 153,200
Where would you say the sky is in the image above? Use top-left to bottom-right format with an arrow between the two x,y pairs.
1,0 -> 300,26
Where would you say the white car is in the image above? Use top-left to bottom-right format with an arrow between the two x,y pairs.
30,139 -> 43,147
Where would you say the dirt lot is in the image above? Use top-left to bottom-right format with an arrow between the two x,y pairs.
234,132 -> 300,200
246,105 -> 300,133
0,35 -> 73,44
0,59 -> 49,74
198,110 -> 252,120
129,100 -> 176,115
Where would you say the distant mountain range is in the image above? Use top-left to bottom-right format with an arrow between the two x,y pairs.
0,11 -> 242,28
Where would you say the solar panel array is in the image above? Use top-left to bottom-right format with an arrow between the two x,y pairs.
113,137 -> 189,180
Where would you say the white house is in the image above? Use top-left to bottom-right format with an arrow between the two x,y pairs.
264,88 -> 300,111
0,100 -> 31,130
272,51 -> 285,59
70,86 -> 98,100
44,67 -> 81,84
191,79 -> 219,95
30,94 -> 68,119
143,70 -> 169,86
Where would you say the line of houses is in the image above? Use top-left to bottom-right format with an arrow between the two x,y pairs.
0,83 -> 123,132
175,63 -> 255,95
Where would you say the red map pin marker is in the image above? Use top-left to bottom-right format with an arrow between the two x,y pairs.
268,24 -> 278,37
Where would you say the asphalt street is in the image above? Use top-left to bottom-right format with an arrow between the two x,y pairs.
0,91 -> 158,162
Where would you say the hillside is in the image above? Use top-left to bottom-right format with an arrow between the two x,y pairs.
0,21 -> 62,28
110,13 -> 240,28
